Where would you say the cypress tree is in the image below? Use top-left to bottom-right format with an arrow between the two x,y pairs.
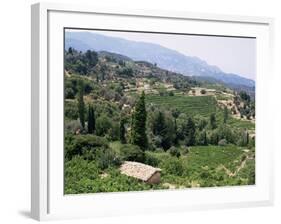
119,117 -> 126,144
184,117 -> 196,146
171,109 -> 180,144
223,106 -> 228,124
131,91 -> 148,150
88,105 -> 95,134
77,80 -> 85,129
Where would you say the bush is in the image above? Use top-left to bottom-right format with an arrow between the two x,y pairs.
181,146 -> 190,155
65,119 -> 82,134
168,91 -> 174,96
65,88 -> 75,99
120,144 -> 145,162
217,125 -> 236,144
65,134 -> 109,160
107,122 -> 120,141
65,101 -> 79,120
218,139 -> 227,146
161,157 -> 184,176
96,115 -> 113,136
144,152 -> 160,167
200,89 -> 206,94
209,130 -> 219,145
168,146 -> 181,158
95,147 -> 121,169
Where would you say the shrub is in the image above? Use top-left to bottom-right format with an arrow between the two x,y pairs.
107,122 -> 120,141
197,130 -> 208,145
209,130 -> 219,145
96,115 -> 112,136
65,101 -> 79,120
168,91 -> 174,96
200,89 -> 206,94
95,147 -> 122,169
161,157 -> 184,176
218,139 -> 227,146
65,119 -> 82,134
65,134 -> 109,160
217,125 -> 236,144
65,88 -> 75,99
168,146 -> 181,158
181,146 -> 190,155
144,152 -> 160,167
120,144 -> 145,162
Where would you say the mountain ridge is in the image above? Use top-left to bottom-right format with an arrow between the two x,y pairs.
65,31 -> 255,88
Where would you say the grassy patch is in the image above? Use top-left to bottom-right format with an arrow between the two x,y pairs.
146,95 -> 217,118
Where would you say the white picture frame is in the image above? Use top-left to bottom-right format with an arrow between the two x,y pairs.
31,2 -> 274,221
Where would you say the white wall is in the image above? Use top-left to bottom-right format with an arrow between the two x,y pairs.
0,0 -> 280,223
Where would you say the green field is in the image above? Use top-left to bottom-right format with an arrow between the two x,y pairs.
146,94 -> 217,117
146,94 -> 254,130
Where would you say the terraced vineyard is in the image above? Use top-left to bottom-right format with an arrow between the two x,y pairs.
146,95 -> 217,118
150,145 -> 255,188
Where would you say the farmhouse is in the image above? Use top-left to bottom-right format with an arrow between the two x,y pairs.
120,161 -> 161,184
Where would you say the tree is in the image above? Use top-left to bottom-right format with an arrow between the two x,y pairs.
151,111 -> 174,150
131,91 -> 148,150
152,111 -> 166,135
223,106 -> 228,124
210,113 -> 217,129
200,89 -> 206,94
100,64 -> 107,81
239,91 -> 250,102
119,117 -> 126,144
96,115 -> 112,136
197,130 -> 208,145
184,117 -> 196,146
85,50 -> 98,68
87,105 -> 95,134
77,80 -> 85,129
172,109 -> 180,144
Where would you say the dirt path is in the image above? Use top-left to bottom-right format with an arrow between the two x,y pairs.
218,155 -> 250,177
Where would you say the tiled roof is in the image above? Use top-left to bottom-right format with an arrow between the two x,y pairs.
120,161 -> 161,181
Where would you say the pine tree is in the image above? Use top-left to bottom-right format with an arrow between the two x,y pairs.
184,117 -> 196,146
87,105 -> 95,134
77,80 -> 85,129
223,106 -> 228,124
131,91 -> 148,150
119,117 -> 126,144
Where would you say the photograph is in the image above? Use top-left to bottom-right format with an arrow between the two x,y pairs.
64,29 -> 256,194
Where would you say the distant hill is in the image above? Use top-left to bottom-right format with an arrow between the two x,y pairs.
65,31 -> 255,88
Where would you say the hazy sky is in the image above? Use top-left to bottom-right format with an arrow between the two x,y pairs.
77,30 -> 256,80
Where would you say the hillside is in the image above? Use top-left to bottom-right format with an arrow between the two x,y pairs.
64,48 -> 255,194
65,31 -> 255,88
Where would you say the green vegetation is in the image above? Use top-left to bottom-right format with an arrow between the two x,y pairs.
131,91 -> 148,150
64,48 -> 255,194
146,95 -> 217,118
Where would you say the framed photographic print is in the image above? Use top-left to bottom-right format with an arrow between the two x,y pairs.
31,2 -> 274,221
